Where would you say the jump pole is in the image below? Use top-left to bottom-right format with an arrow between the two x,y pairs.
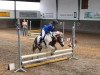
22,52 -> 72,64
62,21 -> 65,39
21,48 -> 74,68
29,20 -> 40,38
21,48 -> 73,68
30,21 -> 31,31
70,22 -> 78,60
23,57 -> 69,68
21,48 -> 72,59
15,19 -> 26,72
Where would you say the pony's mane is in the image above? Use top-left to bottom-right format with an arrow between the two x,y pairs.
53,31 -> 63,36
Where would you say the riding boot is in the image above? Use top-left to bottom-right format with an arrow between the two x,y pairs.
38,37 -> 43,46
43,40 -> 47,47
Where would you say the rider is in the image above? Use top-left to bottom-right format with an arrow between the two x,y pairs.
38,20 -> 59,46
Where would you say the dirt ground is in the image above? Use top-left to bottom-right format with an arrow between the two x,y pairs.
0,28 -> 100,75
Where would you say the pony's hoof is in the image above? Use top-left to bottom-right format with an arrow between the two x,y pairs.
31,57 -> 34,59
68,45 -> 72,47
51,53 -> 54,56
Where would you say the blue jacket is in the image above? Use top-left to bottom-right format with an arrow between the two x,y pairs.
42,24 -> 54,34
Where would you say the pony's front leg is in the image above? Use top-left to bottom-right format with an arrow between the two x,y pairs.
49,45 -> 57,55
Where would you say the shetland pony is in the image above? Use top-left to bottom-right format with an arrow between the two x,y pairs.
32,31 -> 64,55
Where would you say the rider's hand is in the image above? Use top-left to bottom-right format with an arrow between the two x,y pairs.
50,31 -> 52,34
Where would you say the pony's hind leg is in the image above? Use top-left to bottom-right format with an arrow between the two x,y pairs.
38,45 -> 42,53
32,44 -> 37,53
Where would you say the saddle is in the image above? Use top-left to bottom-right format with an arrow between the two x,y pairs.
39,32 -> 53,47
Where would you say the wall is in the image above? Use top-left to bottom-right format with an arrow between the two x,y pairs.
0,0 -> 100,34
0,10 -> 15,28
0,10 -> 41,28
0,1 -> 41,28
40,0 -> 56,19
58,0 -> 78,20
16,10 -> 41,19
62,20 -> 100,34
0,19 -> 15,28
0,10 -> 14,19
40,0 -> 100,34
40,0 -> 100,20
80,0 -> 100,20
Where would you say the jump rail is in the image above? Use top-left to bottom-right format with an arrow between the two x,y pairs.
23,57 -> 68,68
22,52 -> 72,64
21,48 -> 72,59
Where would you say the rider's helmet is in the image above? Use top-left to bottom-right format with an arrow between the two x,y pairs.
52,20 -> 59,25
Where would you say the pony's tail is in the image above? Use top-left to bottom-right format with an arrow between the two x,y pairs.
32,43 -> 36,53
32,37 -> 37,53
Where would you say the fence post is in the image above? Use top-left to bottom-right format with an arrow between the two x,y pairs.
15,19 -> 26,72
71,22 -> 78,60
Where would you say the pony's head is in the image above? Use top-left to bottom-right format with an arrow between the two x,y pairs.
53,31 -> 64,47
